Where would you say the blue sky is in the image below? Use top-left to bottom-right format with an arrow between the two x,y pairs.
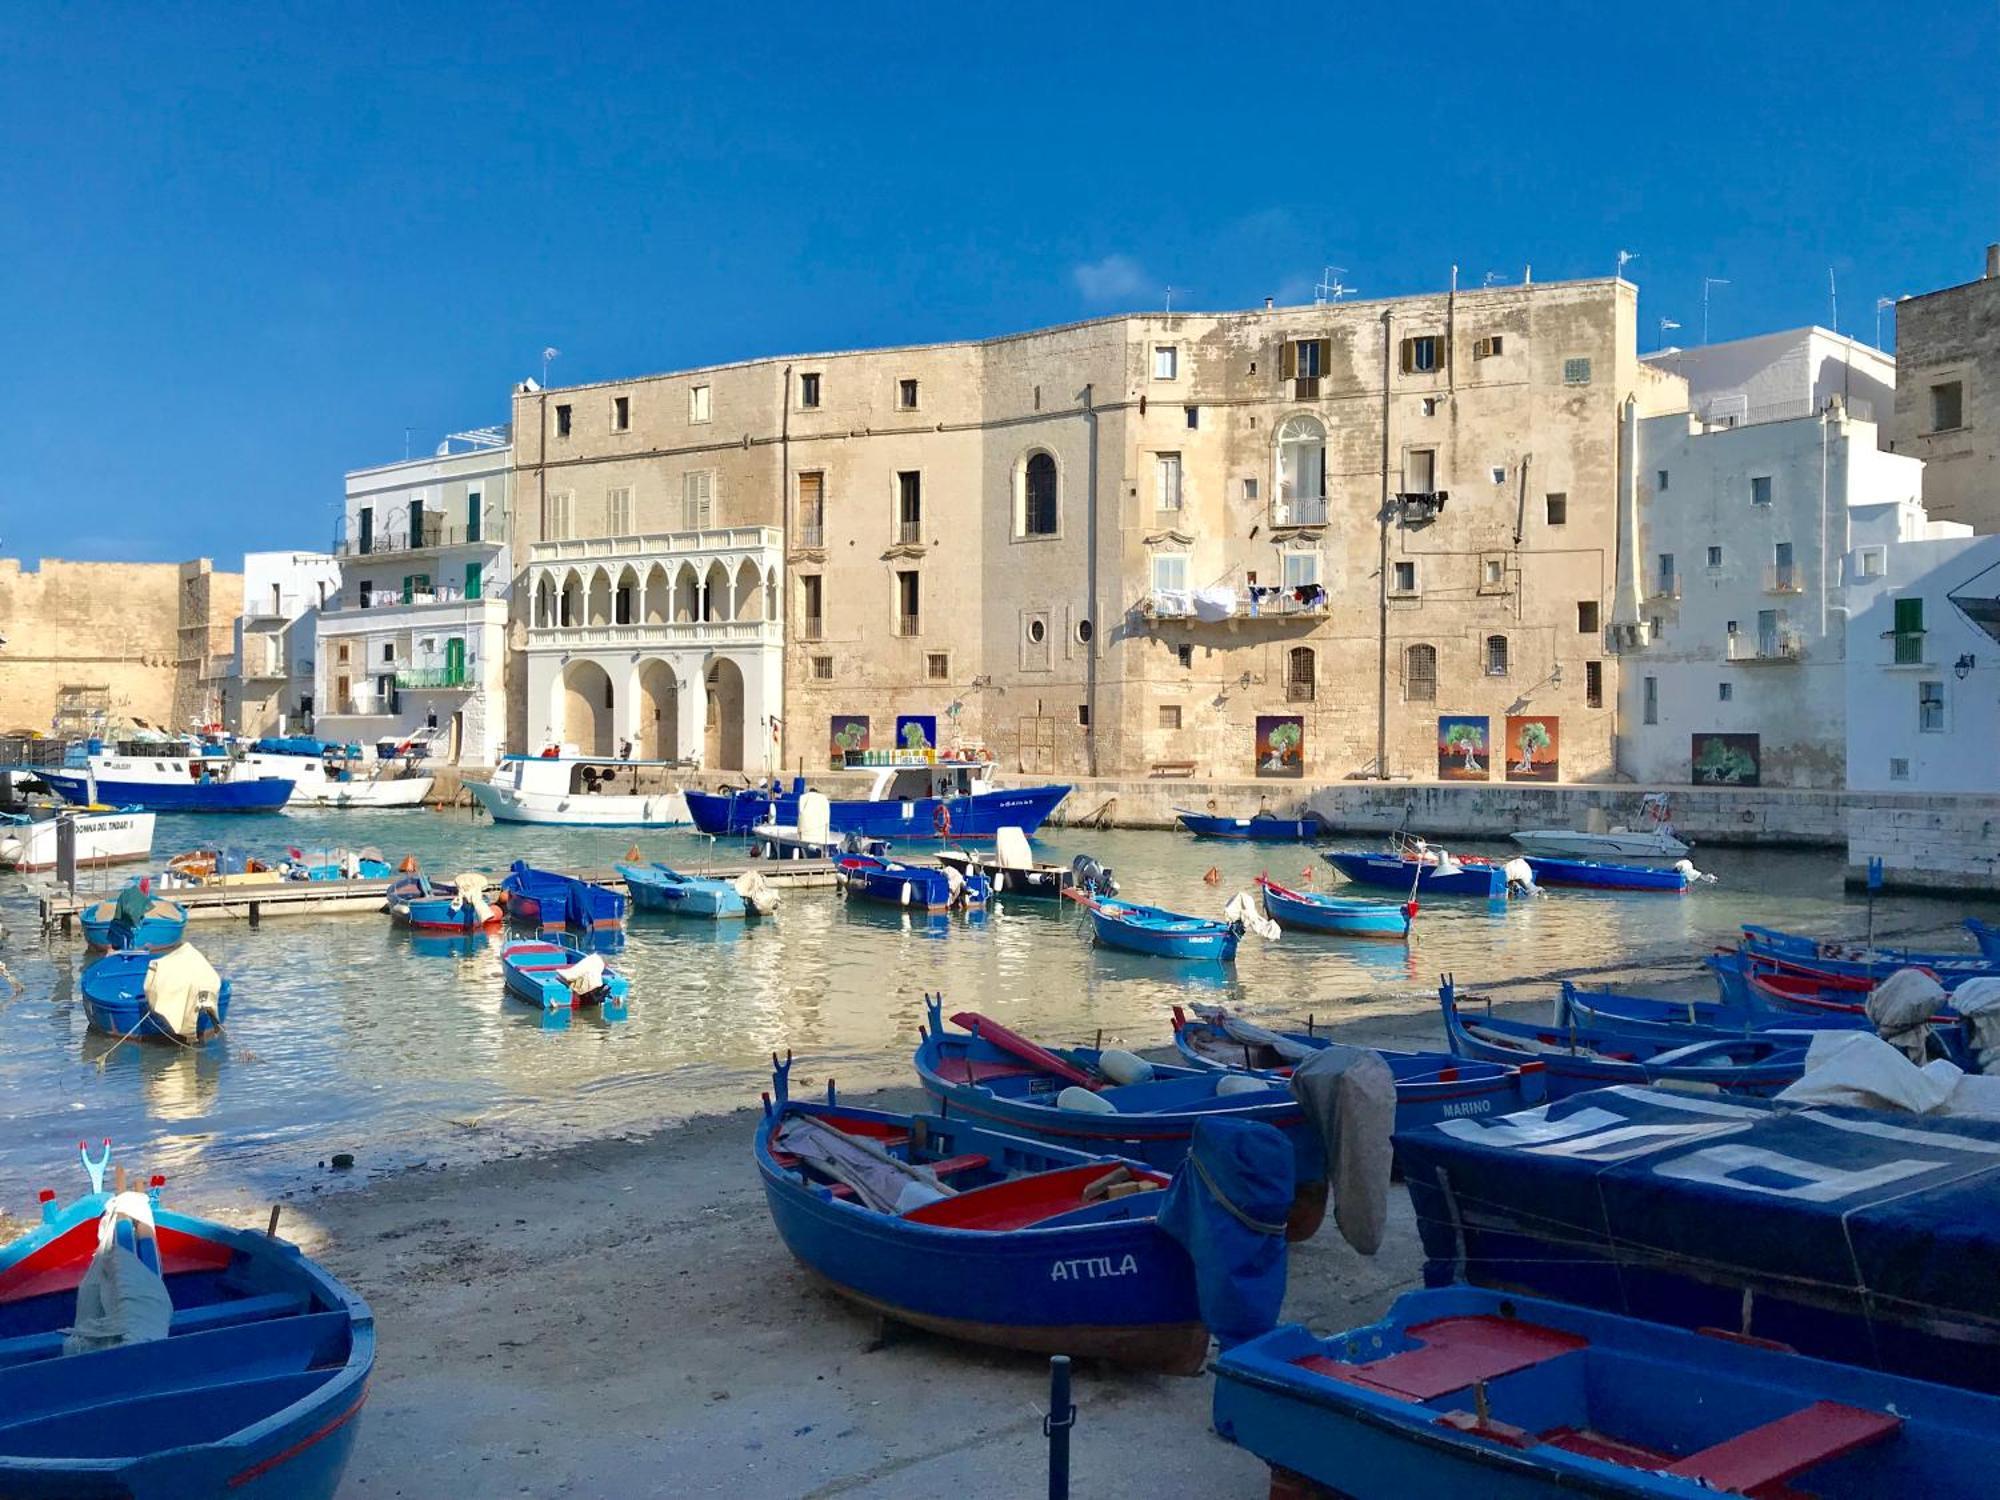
2,2 -> 1995,565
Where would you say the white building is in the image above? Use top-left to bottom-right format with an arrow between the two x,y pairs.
1618,406 -> 1924,787
1846,528 -> 1991,793
519,525 -> 783,773
1646,327 -> 1896,430
232,550 -> 340,738
315,427 -> 512,765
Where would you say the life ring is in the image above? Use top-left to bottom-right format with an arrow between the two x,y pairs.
933,804 -> 952,840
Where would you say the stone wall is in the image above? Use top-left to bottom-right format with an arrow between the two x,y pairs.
1846,793 -> 2000,893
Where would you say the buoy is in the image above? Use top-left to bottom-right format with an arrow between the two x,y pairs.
626,845 -> 642,862
398,854 -> 419,873
1203,866 -> 1221,885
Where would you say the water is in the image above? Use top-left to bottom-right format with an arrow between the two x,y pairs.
0,808 -> 1978,1198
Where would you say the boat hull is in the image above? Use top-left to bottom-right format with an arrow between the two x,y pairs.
1510,828 -> 1689,860
466,779 -> 689,827
1520,854 -> 1691,892
282,778 -> 432,809
689,782 -> 1071,840
935,850 -> 1070,899
1259,879 -> 1410,937
837,855 -> 984,911
500,939 -> 630,1014
40,770 -> 294,815
79,898 -> 187,953
80,953 -> 232,1042
1174,811 -> 1323,842
1324,851 -> 1505,899
1970,917 -> 2000,960
1742,923 -> 2000,988
0,811 -> 155,872
618,863 -> 746,919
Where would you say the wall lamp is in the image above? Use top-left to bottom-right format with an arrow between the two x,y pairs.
1955,653 -> 1976,680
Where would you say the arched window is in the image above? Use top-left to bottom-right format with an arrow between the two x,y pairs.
1404,644 -> 1438,703
1286,647 -> 1316,702
1275,414 -> 1327,525
1020,452 -> 1058,537
1485,635 -> 1510,676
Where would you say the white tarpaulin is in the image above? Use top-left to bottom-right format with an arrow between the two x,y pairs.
1867,968 -> 1949,1064
453,871 -> 494,925
143,944 -> 222,1039
63,1192 -> 173,1356
554,952 -> 605,997
1952,977 -> 2000,1075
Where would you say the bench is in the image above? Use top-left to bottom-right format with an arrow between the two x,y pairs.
1663,1401 -> 1902,1492
0,1290 -> 311,1370
1149,762 -> 1197,779
1295,1315 -> 1587,1401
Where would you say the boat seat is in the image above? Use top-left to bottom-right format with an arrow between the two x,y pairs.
930,1057 -> 1044,1085
0,1289 -> 311,1370
1295,1315 -> 1587,1402
923,1153 -> 990,1179
1661,1401 -> 1901,1493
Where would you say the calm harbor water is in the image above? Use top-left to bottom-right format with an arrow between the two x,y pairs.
0,807 -> 1984,1200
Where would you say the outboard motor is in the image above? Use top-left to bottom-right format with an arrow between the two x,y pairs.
1070,854 -> 1118,897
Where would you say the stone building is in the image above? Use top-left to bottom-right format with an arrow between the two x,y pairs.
0,556 -> 241,737
1885,243 -> 2000,531
510,279 -> 1675,782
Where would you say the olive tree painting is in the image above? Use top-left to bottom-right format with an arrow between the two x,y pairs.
1691,732 -> 1761,787
895,715 -> 937,755
1436,715 -> 1491,781
1255,715 -> 1305,778
828,715 -> 869,768
1504,714 -> 1560,782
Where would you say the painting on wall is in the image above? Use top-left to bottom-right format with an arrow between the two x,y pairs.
828,715 -> 869,768
894,715 -> 938,755
1692,732 -> 1761,787
1436,715 -> 1491,781
1504,714 -> 1560,782
1255,715 -> 1305,778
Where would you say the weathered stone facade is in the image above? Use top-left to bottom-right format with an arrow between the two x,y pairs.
1885,245 -> 2000,531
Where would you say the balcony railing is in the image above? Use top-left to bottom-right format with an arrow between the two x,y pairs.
897,519 -> 923,545
524,618 -> 782,651
336,514 -> 507,559
395,666 -> 473,690
1285,678 -> 1315,703
1148,586 -> 1328,621
328,587 -> 488,614
527,526 -> 781,565
1889,629 -> 1927,666
1648,577 -> 1682,600
1272,496 -> 1328,528
897,613 -> 922,637
1763,565 -> 1804,594
801,615 -> 824,641
243,593 -> 304,622
797,523 -> 825,549
1727,630 -> 1804,663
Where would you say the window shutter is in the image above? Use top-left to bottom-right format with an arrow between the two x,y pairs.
1399,338 -> 1414,374
1316,338 -> 1332,379
1280,340 -> 1296,380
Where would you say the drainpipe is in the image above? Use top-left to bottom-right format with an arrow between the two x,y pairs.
780,364 -> 792,773
1084,382 -> 1100,779
1376,308 -> 1394,778
1611,394 -> 1641,629
1819,406 -> 1832,641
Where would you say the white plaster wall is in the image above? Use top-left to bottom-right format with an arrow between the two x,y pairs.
1645,328 -> 1894,429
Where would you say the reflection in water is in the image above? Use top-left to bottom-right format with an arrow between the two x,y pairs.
0,805 -> 1980,1196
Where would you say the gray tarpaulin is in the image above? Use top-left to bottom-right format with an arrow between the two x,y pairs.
1287,1045 -> 1394,1255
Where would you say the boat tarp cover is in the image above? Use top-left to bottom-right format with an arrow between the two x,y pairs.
1157,1117 -> 1294,1347
1289,1045 -> 1394,1253
774,1117 -> 946,1215
142,944 -> 222,1037
1399,1084 -> 2000,1390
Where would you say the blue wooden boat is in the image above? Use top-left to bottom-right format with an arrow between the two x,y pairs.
617,861 -> 746,919
0,1143 -> 373,1499
1439,977 -> 1807,1099
1213,1284 -> 1990,1499
285,846 -> 393,882
499,936 -> 630,1016
80,949 -> 233,1043
1323,849 -> 1506,899
758,1056 -> 1216,1372
384,873 -> 503,932
80,892 -> 187,952
1971,915 -> 2000,960
1551,980 -> 1977,1065
1257,875 -> 1412,938
1168,1007 -> 1548,1132
835,852 -> 988,911
1082,894 -> 1241,961
1520,853 -> 1693,892
1742,922 -> 2000,989
685,761 -> 1071,840
1174,809 -> 1324,842
40,743 -> 295,815
500,861 -> 625,933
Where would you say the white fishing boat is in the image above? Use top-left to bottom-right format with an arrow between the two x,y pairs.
466,753 -> 691,827
1511,792 -> 1690,862
0,807 -> 156,872
239,738 -> 434,808
749,792 -> 888,860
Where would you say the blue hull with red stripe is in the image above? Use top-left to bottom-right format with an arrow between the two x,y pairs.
0,1146 -> 373,1499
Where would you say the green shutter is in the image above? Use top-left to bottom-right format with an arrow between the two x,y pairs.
1893,597 -> 1924,634
401,575 -> 413,604
465,561 -> 482,600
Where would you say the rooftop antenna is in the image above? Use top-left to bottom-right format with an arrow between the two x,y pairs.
541,346 -> 560,386
1165,285 -> 1175,313
1482,270 -> 1508,287
1701,277 -> 1730,344
403,426 -> 412,460
1874,295 -> 1903,350
1827,267 -> 1838,334
1615,249 -> 1638,279
1314,267 -> 1356,306
1657,317 -> 1681,351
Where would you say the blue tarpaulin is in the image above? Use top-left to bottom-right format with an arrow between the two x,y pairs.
1157,1117 -> 1294,1349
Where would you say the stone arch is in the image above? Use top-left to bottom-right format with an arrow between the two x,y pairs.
559,569 -> 583,627
636,659 -> 679,760
642,564 -> 671,623
764,567 -> 778,624
534,574 -> 557,628
1275,412 -> 1327,521
587,567 -> 613,626
733,559 -> 762,620
703,656 -> 746,771
613,565 -> 641,625
703,561 -> 731,622
560,659 -> 615,756
1015,448 -> 1060,537
673,563 -> 701,623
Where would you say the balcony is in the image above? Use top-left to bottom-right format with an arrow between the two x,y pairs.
1763,565 -> 1804,595
897,519 -> 923,545
1727,630 -> 1804,663
1272,495 -> 1328,528
897,614 -> 922,638
327,585 -> 491,615
1145,586 -> 1329,622
336,514 -> 507,560
1885,629 -> 1928,667
1648,578 -> 1682,601
395,665 -> 474,690
243,593 -> 304,623
801,615 -> 824,641
797,523 -> 825,549
526,618 -> 782,651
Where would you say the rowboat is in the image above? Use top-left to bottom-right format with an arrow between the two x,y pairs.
1741,922 -> 2000,989
1971,916 -> 2000,960
1549,980 -> 1975,1064
914,1002 -> 1324,1235
933,827 -> 1086,900
1168,1007 -> 1547,1132
162,847 -> 285,888
1257,875 -> 1412,938
0,807 -> 154,873
499,861 -> 625,933
499,936 -> 630,1016
1174,809 -> 1324,842
79,894 -> 187,952
1081,895 -> 1241,961
0,1144 -> 373,1499
1439,977 -> 1807,1099
618,861 -> 747,919
1323,849 -> 1507,899
757,1055 -> 1285,1373
79,947 -> 232,1043
1519,854 -> 1695,892
1213,1284 -> 1989,1498
385,872 -> 503,932
835,852 -> 988,911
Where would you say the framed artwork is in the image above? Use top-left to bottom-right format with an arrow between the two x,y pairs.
894,715 -> 937,754
1255,715 -> 1304,778
1437,715 -> 1491,781
1692,732 -> 1761,786
829,715 -> 869,767
1504,714 -> 1560,782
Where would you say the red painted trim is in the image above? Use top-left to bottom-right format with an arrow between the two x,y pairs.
227,1382 -> 368,1488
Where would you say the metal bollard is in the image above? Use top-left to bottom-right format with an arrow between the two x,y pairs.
1044,1354 -> 1075,1499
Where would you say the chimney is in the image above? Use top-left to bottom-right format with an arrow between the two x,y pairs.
1264,296 -> 1274,310
1987,243 -> 1999,279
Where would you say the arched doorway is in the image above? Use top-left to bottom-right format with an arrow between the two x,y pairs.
637,660 -> 679,761
561,660 -> 614,756
704,658 -> 745,771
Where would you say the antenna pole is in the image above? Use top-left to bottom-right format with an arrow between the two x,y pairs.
1701,277 -> 1730,344
1828,267 -> 1838,334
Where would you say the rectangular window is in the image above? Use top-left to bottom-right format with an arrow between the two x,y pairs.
554,404 -> 572,437
1294,340 -> 1322,379
1483,558 -> 1504,587
1657,553 -> 1676,595
1155,452 -> 1183,511
798,372 -> 821,408
606,487 -> 633,535
1077,704 -> 1091,727
466,489 -> 483,541
1185,404 -> 1199,430
1153,704 -> 1181,732
1282,552 -> 1321,589
1707,545 -> 1723,568
797,471 -> 825,547
1585,660 -> 1603,707
1719,681 -> 1733,701
682,470 -> 714,529
1175,643 -> 1194,669
1401,335 -> 1441,373
382,642 -> 395,663
895,571 -> 920,636
1931,380 -> 1964,432
1153,346 -> 1178,380
800,575 -> 823,639
897,471 -> 922,543
1243,477 -> 1260,502
1485,636 -> 1509,675
810,655 -> 832,680
548,491 -> 573,539
1151,553 -> 1189,594
1577,600 -> 1600,633
1919,680 -> 1945,732
1890,757 -> 1910,781
1772,541 -> 1795,591
611,395 -> 630,432
898,378 -> 919,410
1563,357 -> 1592,385
1642,676 -> 1658,725
1857,547 -> 1885,579
689,384 -> 711,423
1406,448 -> 1437,494
926,652 -> 949,681
1894,595 -> 1926,663
1392,560 -> 1417,594
1657,469 -> 1670,492
1473,335 -> 1504,359
1751,475 -> 1773,506
1545,492 -> 1567,525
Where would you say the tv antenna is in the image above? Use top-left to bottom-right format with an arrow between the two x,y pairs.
1615,249 -> 1638,279
1482,270 -> 1508,287
1314,267 -> 1357,306
1701,277 -> 1730,344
